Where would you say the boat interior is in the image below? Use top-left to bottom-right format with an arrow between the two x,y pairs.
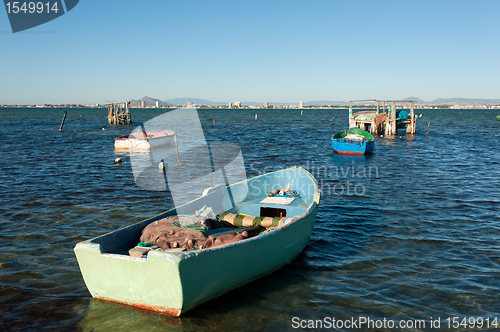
89,168 -> 317,257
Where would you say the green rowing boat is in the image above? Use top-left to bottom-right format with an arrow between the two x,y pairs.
74,166 -> 320,316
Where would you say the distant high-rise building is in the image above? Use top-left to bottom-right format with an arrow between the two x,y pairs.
187,101 -> 193,107
299,100 -> 303,108
156,101 -> 159,108
141,100 -> 145,108
234,101 -> 241,108
228,102 -> 233,108
264,102 -> 269,107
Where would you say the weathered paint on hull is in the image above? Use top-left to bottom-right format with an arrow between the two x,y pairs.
93,295 -> 181,316
74,167 -> 320,316
333,150 -> 364,156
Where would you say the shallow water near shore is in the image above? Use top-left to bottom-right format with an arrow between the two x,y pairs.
1,107 -> 500,331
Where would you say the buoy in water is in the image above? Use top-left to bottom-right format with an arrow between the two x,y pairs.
159,162 -> 165,169
115,158 -> 122,163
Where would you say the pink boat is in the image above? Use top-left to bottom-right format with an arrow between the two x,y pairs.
114,130 -> 175,150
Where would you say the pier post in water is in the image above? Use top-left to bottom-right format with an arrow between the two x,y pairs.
59,111 -> 68,131
391,102 -> 397,135
348,102 -> 354,128
408,101 -> 416,134
107,102 -> 132,125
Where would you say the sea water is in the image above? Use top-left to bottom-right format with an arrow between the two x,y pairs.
1,108 -> 499,331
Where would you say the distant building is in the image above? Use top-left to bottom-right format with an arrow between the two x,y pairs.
187,101 -> 193,107
141,100 -> 145,108
234,101 -> 241,108
156,101 -> 159,108
264,102 -> 269,107
228,102 -> 233,108
299,100 -> 303,108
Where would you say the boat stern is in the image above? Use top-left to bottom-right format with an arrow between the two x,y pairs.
74,240 -> 185,316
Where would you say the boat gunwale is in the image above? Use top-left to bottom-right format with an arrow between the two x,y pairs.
331,128 -> 375,142
114,130 -> 175,141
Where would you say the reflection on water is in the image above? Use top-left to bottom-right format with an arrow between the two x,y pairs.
1,108 -> 500,331
79,300 -> 183,332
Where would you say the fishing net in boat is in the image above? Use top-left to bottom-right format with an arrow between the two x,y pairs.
139,216 -> 249,251
374,113 -> 388,126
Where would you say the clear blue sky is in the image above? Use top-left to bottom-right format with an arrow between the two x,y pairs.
1,0 -> 499,104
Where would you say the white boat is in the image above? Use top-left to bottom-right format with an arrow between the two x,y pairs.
114,130 -> 175,150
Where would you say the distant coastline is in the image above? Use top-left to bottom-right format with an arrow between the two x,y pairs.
2,96 -> 500,110
1,104 -> 499,110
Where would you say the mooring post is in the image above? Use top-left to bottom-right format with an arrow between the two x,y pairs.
107,105 -> 112,125
391,102 -> 397,135
409,101 -> 415,134
174,133 -> 182,166
348,102 -> 354,128
426,122 -> 430,139
213,119 -> 215,125
59,111 -> 68,131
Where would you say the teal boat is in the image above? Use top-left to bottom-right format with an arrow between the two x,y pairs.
74,166 -> 320,316
497,115 -> 500,121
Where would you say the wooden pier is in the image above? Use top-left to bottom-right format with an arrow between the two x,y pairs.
348,99 -> 417,135
108,102 -> 132,125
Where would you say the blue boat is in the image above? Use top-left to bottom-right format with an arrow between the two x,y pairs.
331,128 -> 375,155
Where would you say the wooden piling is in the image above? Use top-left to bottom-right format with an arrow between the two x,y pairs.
174,134 -> 182,166
108,102 -> 132,125
407,101 -> 415,134
348,102 -> 354,128
391,102 -> 397,135
59,111 -> 68,131
213,119 -> 215,125
426,122 -> 430,139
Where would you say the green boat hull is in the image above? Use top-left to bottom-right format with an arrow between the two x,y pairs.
74,166 -> 320,315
